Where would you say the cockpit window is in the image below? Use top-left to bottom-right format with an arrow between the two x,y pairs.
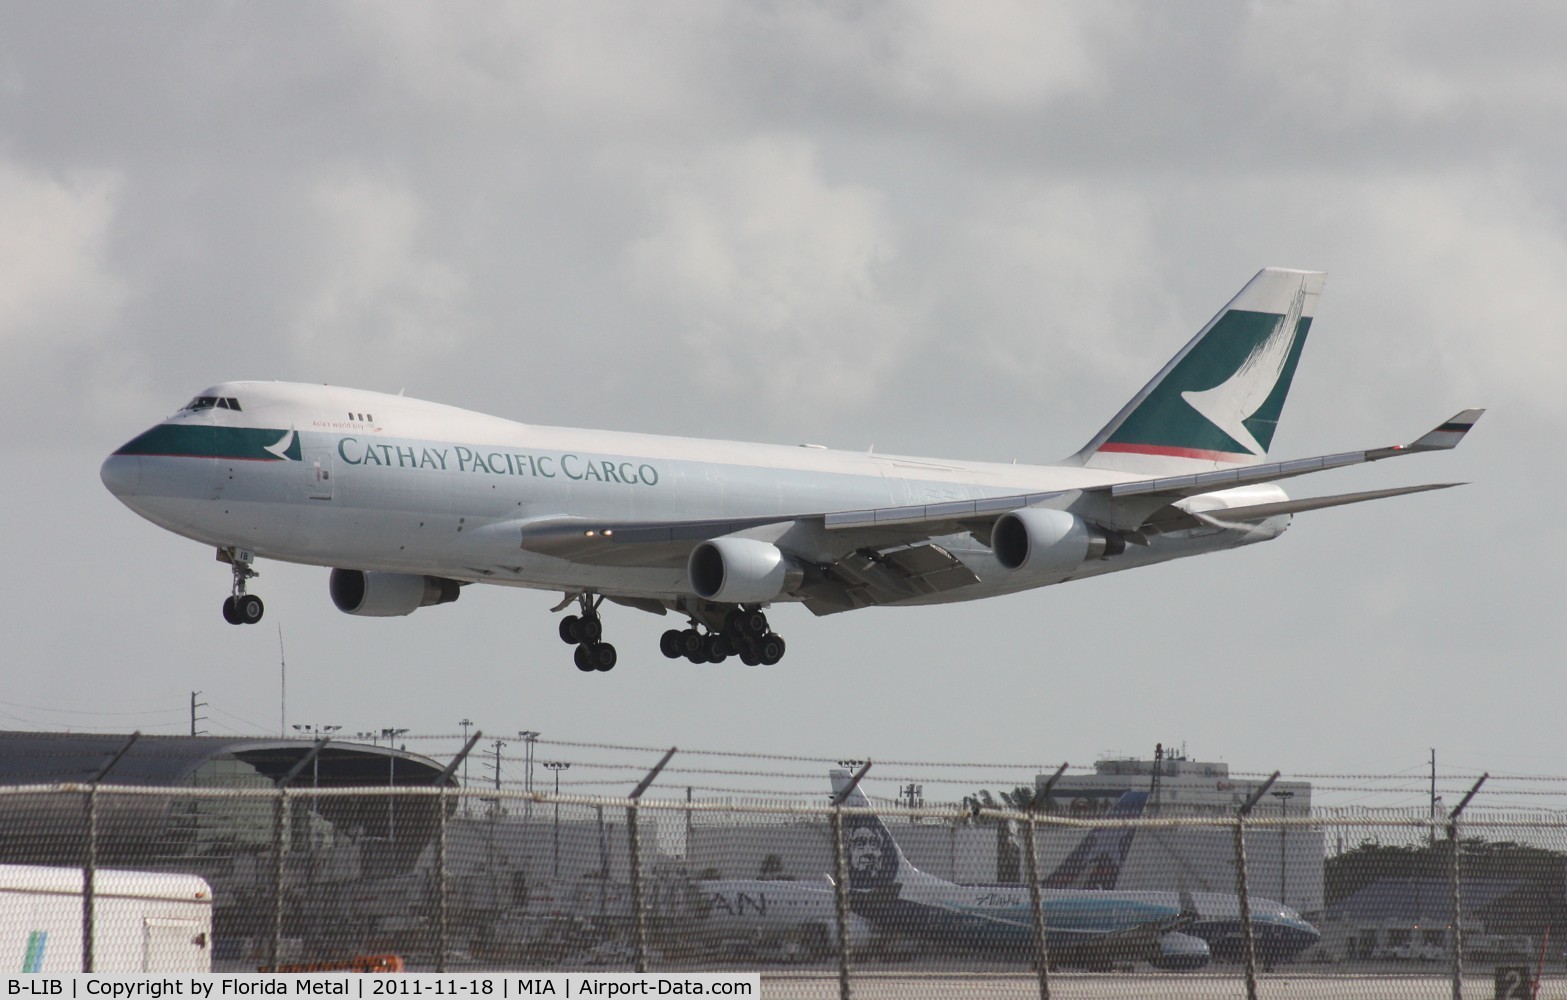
182,396 -> 243,412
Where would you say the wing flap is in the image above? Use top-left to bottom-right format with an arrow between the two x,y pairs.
802,542 -> 980,615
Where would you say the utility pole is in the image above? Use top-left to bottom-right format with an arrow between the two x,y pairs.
189,691 -> 207,736
277,625 -> 287,737
486,739 -> 507,816
518,731 -> 540,819
1430,748 -> 1438,848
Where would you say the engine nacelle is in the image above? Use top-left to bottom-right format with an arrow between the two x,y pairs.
991,507 -> 1123,574
1152,931 -> 1211,971
687,537 -> 803,604
329,569 -> 461,617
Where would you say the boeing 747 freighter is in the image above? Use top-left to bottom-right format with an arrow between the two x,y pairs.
101,268 -> 1481,670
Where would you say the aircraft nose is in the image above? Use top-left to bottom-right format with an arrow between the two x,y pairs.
100,453 -> 143,499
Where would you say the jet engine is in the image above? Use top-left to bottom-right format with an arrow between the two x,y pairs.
329,569 -> 461,617
687,537 -> 804,604
1152,931 -> 1211,971
991,507 -> 1124,575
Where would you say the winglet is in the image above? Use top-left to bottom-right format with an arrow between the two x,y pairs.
1405,408 -> 1485,452
1365,408 -> 1484,461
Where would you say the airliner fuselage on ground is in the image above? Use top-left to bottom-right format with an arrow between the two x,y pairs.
830,772 -> 1320,970
101,268 -> 1481,670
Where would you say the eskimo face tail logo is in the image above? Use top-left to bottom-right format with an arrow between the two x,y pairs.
1101,277 -> 1313,462
845,816 -> 898,890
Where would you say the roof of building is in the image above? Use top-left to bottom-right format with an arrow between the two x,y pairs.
0,731 -> 453,787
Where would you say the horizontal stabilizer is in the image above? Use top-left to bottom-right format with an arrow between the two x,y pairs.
1195,482 -> 1465,525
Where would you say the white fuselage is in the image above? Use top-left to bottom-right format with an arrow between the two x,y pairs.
101,381 -> 1290,606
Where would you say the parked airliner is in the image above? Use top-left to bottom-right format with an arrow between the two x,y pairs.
831,771 -> 1320,969
101,268 -> 1480,670
692,789 -> 1151,960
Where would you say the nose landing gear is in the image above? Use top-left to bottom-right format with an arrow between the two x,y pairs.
219,548 -> 264,625
557,593 -> 616,671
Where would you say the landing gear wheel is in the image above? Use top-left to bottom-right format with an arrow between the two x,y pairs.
702,633 -> 729,663
237,594 -> 264,625
559,615 -> 582,644
574,645 -> 595,672
678,628 -> 705,658
222,596 -> 241,625
758,634 -> 785,665
577,615 -> 603,643
659,630 -> 684,659
739,648 -> 760,666
732,609 -> 768,637
592,643 -> 618,671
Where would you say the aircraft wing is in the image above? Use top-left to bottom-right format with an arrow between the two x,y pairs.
513,409 -> 1481,605
823,408 -> 1484,535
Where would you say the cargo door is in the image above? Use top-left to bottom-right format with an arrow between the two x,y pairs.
305,448 -> 335,500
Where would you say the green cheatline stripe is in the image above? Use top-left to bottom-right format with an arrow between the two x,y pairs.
23,929 -> 46,972
113,424 -> 301,461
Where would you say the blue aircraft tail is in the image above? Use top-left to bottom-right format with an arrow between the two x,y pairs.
1040,790 -> 1147,889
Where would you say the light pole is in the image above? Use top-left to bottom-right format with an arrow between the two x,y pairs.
518,731 -> 540,818
381,728 -> 409,841
1272,789 -> 1295,906
459,719 -> 474,816
544,761 -> 571,878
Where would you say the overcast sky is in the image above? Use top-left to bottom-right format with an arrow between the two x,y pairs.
3,3 -> 1562,810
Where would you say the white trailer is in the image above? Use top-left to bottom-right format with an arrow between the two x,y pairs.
0,864 -> 212,973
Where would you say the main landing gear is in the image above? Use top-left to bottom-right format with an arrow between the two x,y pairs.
558,594 -> 618,673
552,596 -> 788,671
660,607 -> 786,666
219,548 -> 265,626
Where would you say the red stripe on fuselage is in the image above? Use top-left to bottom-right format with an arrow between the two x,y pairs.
1095,442 -> 1252,463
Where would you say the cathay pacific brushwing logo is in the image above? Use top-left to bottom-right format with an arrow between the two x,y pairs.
264,429 -> 301,461
1179,280 -> 1308,457
1100,276 -> 1313,461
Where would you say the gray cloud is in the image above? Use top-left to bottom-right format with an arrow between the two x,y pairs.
1,1 -> 1560,796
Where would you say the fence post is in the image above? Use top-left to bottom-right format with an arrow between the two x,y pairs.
436,786 -> 449,973
434,730 -> 481,974
1234,771 -> 1279,1000
270,736 -> 330,970
829,762 -> 872,1000
82,783 -> 97,973
1025,763 -> 1066,1000
270,787 -> 286,970
82,732 -> 140,972
628,748 -> 676,974
1448,774 -> 1487,1000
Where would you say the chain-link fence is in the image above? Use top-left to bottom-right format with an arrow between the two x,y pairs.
4,776 -> 1567,998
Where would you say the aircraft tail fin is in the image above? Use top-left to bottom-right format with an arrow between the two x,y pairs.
830,769 -> 923,891
1070,268 -> 1326,476
1040,790 -> 1147,890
